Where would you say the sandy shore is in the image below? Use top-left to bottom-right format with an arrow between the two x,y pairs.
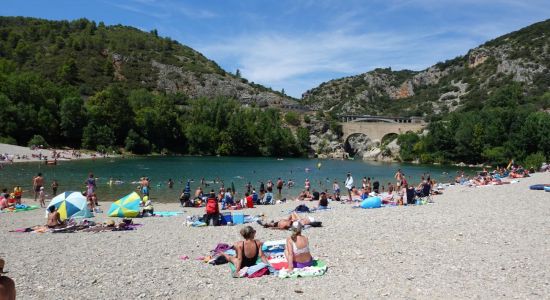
0,143 -> 108,163
1,173 -> 549,299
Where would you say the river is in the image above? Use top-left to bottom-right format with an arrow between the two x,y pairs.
0,156 -> 469,202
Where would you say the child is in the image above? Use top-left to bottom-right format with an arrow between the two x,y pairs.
39,187 -> 46,208
13,186 -> 22,205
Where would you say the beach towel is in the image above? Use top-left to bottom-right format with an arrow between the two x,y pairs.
154,211 -> 184,217
277,260 -> 327,278
2,204 -> 40,213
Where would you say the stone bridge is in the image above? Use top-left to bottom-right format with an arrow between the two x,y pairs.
340,115 -> 427,143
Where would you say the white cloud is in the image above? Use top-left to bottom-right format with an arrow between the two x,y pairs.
200,28 -> 479,97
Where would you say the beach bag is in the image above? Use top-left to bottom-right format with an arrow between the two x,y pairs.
295,205 -> 310,213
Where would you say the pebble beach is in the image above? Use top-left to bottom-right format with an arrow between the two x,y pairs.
1,172 -> 549,299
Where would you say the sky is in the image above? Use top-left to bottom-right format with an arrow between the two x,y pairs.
2,0 -> 550,98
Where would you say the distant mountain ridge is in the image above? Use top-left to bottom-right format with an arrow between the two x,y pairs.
302,19 -> 550,118
0,16 -> 297,107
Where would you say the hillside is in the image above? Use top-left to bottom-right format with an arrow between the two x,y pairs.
302,19 -> 550,118
0,17 -> 307,156
0,16 -> 296,107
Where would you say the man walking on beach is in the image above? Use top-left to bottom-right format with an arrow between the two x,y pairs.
32,173 -> 44,202
345,172 -> 353,201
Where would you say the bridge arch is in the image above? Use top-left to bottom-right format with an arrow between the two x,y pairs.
341,121 -> 426,144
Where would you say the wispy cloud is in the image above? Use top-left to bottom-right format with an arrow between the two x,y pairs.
105,0 -> 217,20
200,27 -> 478,97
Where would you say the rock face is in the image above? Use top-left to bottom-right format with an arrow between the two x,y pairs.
301,19 -> 550,116
152,61 -> 295,107
468,48 -> 490,68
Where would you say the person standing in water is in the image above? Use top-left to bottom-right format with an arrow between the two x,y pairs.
394,169 -> 403,190
167,178 -> 174,188
51,180 -> 59,197
276,178 -> 284,198
32,173 -> 44,202
345,172 -> 354,201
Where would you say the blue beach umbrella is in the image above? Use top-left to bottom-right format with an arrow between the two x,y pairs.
47,192 -> 91,221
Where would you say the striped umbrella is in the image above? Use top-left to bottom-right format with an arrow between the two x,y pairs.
47,192 -> 90,221
108,192 -> 142,218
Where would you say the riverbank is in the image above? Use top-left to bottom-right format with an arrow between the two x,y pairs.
1,172 -> 549,299
0,143 -> 117,164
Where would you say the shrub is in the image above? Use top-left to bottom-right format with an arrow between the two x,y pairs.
303,115 -> 311,124
523,152 -> 546,170
28,135 -> 49,148
284,111 -> 300,126
0,136 -> 17,145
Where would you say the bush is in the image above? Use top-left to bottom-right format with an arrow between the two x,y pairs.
523,152 -> 546,170
125,129 -> 151,154
28,135 -> 49,148
284,111 -> 300,126
303,115 -> 311,124
0,136 -> 17,145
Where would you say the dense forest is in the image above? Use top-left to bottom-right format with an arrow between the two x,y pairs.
0,63 -> 309,156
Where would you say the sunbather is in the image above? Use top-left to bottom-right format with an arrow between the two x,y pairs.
46,206 -> 65,228
258,212 -> 321,229
221,226 -> 268,277
285,222 -> 313,271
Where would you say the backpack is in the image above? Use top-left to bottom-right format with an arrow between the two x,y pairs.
295,204 -> 310,213
206,198 -> 218,214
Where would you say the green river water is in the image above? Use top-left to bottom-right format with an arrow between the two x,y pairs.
0,156 -> 469,202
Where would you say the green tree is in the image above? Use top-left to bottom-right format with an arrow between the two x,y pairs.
82,123 -> 115,150
28,135 -> 49,148
86,85 -> 133,144
58,58 -> 79,84
60,96 -> 87,146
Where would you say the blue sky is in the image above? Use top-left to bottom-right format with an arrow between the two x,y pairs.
2,0 -> 550,97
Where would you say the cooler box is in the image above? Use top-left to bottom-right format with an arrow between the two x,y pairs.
221,212 -> 232,225
232,213 -> 244,224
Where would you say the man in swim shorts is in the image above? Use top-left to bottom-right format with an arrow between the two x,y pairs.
33,172 -> 44,202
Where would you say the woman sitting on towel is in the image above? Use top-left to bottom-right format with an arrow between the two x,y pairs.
285,222 -> 313,270
221,226 -> 268,277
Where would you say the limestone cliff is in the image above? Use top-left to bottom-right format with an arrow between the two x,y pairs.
302,19 -> 550,118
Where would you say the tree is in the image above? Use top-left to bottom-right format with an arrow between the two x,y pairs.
59,96 -> 87,146
86,85 -> 133,144
125,129 -> 151,154
28,135 -> 49,148
58,58 -> 79,84
235,69 -> 241,78
82,123 -> 115,150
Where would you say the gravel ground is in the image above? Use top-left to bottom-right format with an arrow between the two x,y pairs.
1,173 -> 549,299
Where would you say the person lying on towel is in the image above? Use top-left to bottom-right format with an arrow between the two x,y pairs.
258,212 -> 322,229
221,226 -> 269,277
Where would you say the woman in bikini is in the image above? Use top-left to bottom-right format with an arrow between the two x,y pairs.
222,226 -> 268,277
285,222 -> 313,270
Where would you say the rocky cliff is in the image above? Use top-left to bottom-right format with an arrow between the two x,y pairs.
302,19 -> 550,118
